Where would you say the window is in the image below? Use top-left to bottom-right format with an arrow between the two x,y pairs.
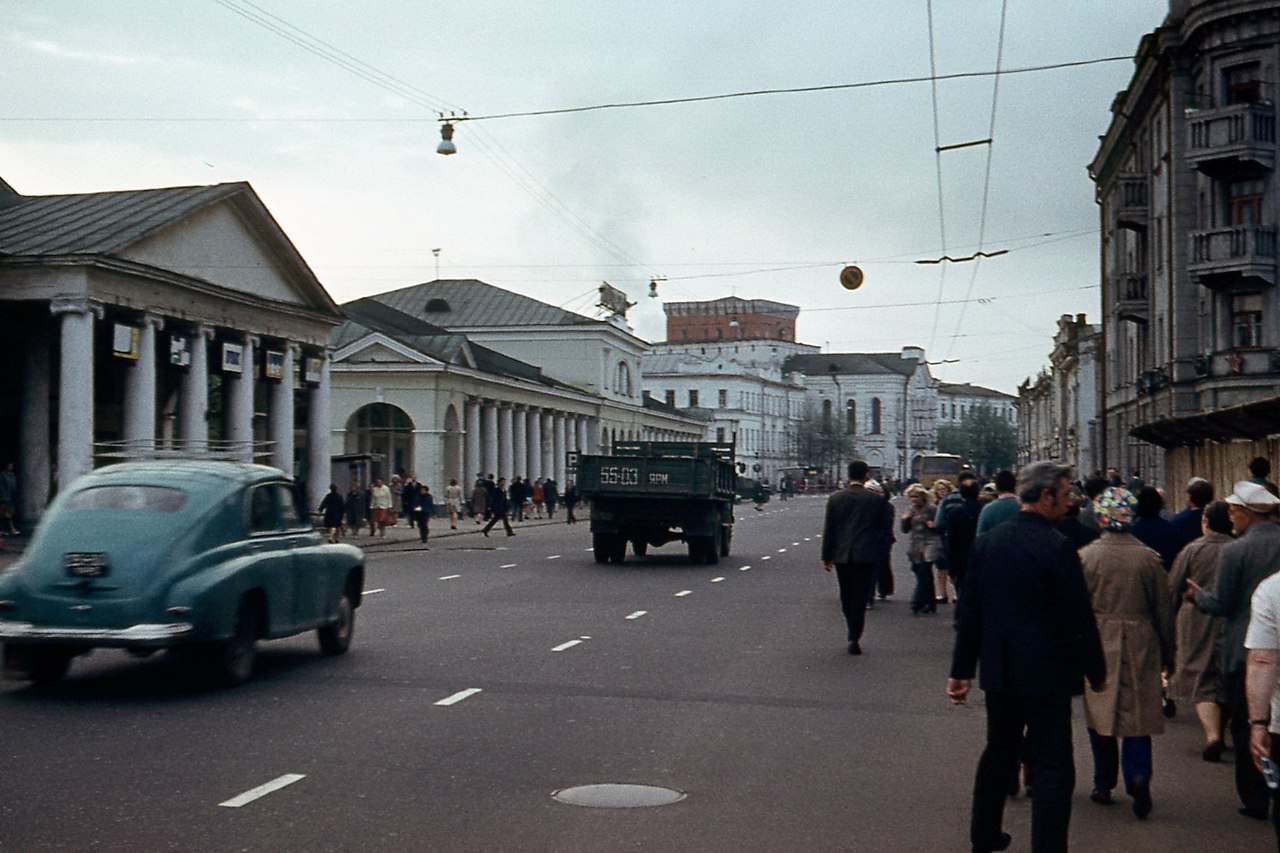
276,484 -> 304,528
1233,293 -> 1265,347
249,486 -> 277,533
718,389 -> 728,408
1224,63 -> 1263,106
940,403 -> 946,418
822,398 -> 833,429
688,389 -> 699,407
716,427 -> 725,442
664,390 -> 675,407
1229,180 -> 1266,226
846,399 -> 856,435
870,398 -> 882,434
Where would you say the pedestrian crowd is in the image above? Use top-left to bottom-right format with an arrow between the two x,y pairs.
316,470 -> 584,548
821,454 -> 1280,852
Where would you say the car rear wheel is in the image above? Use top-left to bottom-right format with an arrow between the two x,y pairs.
212,598 -> 260,687
26,647 -> 73,687
318,590 -> 356,656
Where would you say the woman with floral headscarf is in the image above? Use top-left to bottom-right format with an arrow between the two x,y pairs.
1078,487 -> 1174,820
901,484 -> 942,615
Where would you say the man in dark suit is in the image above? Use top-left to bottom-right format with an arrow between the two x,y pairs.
820,460 -> 893,655
948,461 -> 1106,853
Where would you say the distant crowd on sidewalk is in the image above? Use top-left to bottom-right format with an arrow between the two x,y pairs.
315,470 -> 583,547
821,453 -> 1280,852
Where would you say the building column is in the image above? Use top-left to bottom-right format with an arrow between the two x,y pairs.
541,411 -> 555,482
19,318 -> 52,522
123,313 -> 164,457
464,399 -> 481,486
226,334 -> 258,462
51,296 -> 102,491
513,407 -> 529,478
553,414 -> 567,484
179,324 -> 213,452
482,401 -> 499,479
306,350 -> 332,511
497,403 -> 513,478
269,342 -> 297,473
527,408 -> 543,480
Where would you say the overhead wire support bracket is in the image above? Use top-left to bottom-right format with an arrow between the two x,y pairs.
936,138 -> 993,153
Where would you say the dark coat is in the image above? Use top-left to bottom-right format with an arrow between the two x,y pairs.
950,511 -> 1106,696
943,496 -> 981,582
1132,516 -> 1182,571
1193,521 -> 1280,674
319,490 -> 345,528
821,484 -> 893,565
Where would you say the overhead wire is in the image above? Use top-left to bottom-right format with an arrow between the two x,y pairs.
210,0 -> 660,289
924,0 -> 952,354
942,0 -> 1009,362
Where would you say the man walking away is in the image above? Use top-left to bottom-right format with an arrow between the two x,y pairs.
975,469 -> 1019,535
948,461 -> 1106,853
820,460 -> 893,656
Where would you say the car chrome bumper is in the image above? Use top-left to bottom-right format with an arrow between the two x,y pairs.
0,621 -> 195,646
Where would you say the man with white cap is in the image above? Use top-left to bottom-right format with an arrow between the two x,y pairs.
1187,480 -> 1280,821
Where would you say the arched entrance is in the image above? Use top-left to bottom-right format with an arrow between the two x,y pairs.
346,403 -> 414,481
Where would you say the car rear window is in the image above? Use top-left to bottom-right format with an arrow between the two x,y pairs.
65,485 -> 189,513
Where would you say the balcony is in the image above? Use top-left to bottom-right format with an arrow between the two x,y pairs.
1186,103 -> 1276,176
1188,226 -> 1278,288
1114,173 -> 1148,231
1114,273 -> 1149,324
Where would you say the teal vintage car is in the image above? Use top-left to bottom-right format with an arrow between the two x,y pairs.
0,460 -> 364,686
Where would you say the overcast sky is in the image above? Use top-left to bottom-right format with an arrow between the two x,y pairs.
3,0 -> 1172,393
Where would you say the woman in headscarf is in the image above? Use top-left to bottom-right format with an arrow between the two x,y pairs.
1079,487 -> 1174,820
900,484 -> 941,615
1167,500 -> 1233,761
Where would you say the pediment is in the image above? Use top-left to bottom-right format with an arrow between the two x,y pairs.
117,191 -> 337,314
334,333 -> 439,365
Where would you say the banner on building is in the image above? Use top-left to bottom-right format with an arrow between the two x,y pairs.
112,324 -> 140,360
264,349 -> 285,380
221,342 -> 244,374
304,356 -> 323,385
169,334 -> 191,367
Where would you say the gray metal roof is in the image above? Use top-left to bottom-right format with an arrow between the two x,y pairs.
938,382 -> 1014,400
370,279 -> 600,328
783,352 -> 917,378
0,182 -> 246,256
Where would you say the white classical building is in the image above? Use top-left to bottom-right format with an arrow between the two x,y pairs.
641,297 -> 813,482
329,281 -> 707,490
0,177 -> 344,522
937,382 -> 1017,428
783,347 -> 940,481
1017,313 -> 1103,477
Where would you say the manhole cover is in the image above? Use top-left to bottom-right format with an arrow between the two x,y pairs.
552,784 -> 686,808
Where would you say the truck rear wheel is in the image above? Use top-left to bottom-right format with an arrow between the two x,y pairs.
631,540 -> 648,557
609,536 -> 627,564
592,534 -> 611,564
719,528 -> 731,557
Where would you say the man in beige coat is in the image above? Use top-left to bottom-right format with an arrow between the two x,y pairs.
1079,487 -> 1173,820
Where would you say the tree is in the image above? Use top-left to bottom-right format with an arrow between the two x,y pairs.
793,402 -> 854,484
937,404 -> 1017,475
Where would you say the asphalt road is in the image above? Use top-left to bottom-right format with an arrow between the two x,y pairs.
0,497 -> 1272,852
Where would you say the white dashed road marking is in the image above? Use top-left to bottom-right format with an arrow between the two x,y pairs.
435,688 -> 483,707
711,577 -> 725,583
675,590 -> 693,597
777,548 -> 787,553
552,639 -> 583,652
739,565 -> 751,571
220,774 -> 306,808
362,588 -> 386,595
761,556 -> 771,561
500,563 -> 517,569
439,574 -> 461,580
547,554 -> 562,560
626,611 -> 647,620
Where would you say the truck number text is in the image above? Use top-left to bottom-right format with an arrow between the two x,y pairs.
599,466 -> 640,486
648,473 -> 669,484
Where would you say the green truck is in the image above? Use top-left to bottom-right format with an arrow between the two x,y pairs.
576,441 -> 737,565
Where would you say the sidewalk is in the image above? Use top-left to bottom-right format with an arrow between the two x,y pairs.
0,513 -> 575,571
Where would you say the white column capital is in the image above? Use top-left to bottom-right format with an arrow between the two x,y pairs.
140,312 -> 166,331
50,295 -> 104,320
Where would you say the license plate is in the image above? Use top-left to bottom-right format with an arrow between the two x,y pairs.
65,552 -> 109,578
